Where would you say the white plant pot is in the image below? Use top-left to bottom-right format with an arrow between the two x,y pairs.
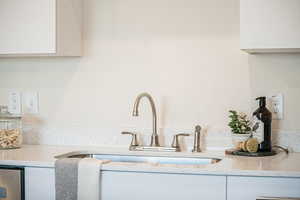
231,133 -> 251,149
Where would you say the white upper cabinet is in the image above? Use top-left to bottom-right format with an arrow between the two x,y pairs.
240,0 -> 300,53
0,0 -> 82,57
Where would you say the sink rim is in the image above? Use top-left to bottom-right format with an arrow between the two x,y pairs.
55,152 -> 222,165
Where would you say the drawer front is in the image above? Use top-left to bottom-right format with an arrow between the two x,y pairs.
101,171 -> 226,200
228,176 -> 300,200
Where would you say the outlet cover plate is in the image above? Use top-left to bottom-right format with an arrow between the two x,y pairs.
24,92 -> 39,114
268,93 -> 283,120
8,91 -> 21,114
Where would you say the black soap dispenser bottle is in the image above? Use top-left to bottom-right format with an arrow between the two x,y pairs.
253,97 -> 272,152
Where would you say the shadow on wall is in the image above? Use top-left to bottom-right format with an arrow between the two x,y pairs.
22,113 -> 45,144
0,57 -> 81,88
0,57 -> 82,144
248,53 -> 300,132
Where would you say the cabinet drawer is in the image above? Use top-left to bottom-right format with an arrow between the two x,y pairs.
227,176 -> 300,200
101,171 -> 226,200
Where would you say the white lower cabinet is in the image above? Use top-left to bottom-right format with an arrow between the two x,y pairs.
101,171 -> 226,200
24,168 -> 226,200
24,167 -> 300,200
227,176 -> 300,200
25,167 -> 55,200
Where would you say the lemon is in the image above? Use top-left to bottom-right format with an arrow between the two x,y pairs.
246,138 -> 259,153
242,141 -> 248,152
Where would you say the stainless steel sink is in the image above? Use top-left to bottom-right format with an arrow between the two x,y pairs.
56,153 -> 221,166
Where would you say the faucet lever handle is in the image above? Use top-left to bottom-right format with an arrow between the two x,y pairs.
121,132 -> 139,147
171,133 -> 190,151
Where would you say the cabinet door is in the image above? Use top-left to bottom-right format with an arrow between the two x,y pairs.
101,171 -> 226,200
227,176 -> 300,200
240,0 -> 300,52
0,0 -> 56,54
25,167 -> 55,200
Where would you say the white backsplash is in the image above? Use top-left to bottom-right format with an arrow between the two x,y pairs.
22,120 -> 300,152
272,130 -> 300,152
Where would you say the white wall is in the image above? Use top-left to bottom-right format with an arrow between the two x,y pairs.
249,54 -> 300,151
0,0 -> 298,150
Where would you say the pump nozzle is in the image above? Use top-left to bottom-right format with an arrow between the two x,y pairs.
255,96 -> 266,108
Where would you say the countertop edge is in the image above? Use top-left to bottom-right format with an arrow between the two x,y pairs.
1,159 -> 300,178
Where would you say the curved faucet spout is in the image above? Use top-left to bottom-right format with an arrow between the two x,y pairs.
132,93 -> 159,147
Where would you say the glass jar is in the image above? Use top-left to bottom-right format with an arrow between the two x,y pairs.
0,107 -> 22,149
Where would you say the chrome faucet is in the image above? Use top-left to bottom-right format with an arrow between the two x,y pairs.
132,93 -> 160,147
122,93 -> 196,152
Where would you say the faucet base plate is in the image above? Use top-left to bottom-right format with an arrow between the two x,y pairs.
130,146 -> 179,152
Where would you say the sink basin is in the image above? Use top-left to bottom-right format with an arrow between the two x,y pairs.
56,153 -> 221,166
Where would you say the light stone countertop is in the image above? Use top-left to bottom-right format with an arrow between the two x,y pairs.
0,145 -> 299,178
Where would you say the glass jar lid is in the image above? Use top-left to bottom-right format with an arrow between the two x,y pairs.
0,106 -> 22,120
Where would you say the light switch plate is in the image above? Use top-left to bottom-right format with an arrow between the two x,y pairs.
24,92 -> 39,114
268,93 -> 283,120
8,91 -> 21,114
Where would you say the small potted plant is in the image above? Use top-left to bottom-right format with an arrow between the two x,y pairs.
228,110 -> 252,148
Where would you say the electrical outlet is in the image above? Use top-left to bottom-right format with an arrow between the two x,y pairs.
24,92 -> 39,114
8,91 -> 22,114
269,94 -> 283,120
